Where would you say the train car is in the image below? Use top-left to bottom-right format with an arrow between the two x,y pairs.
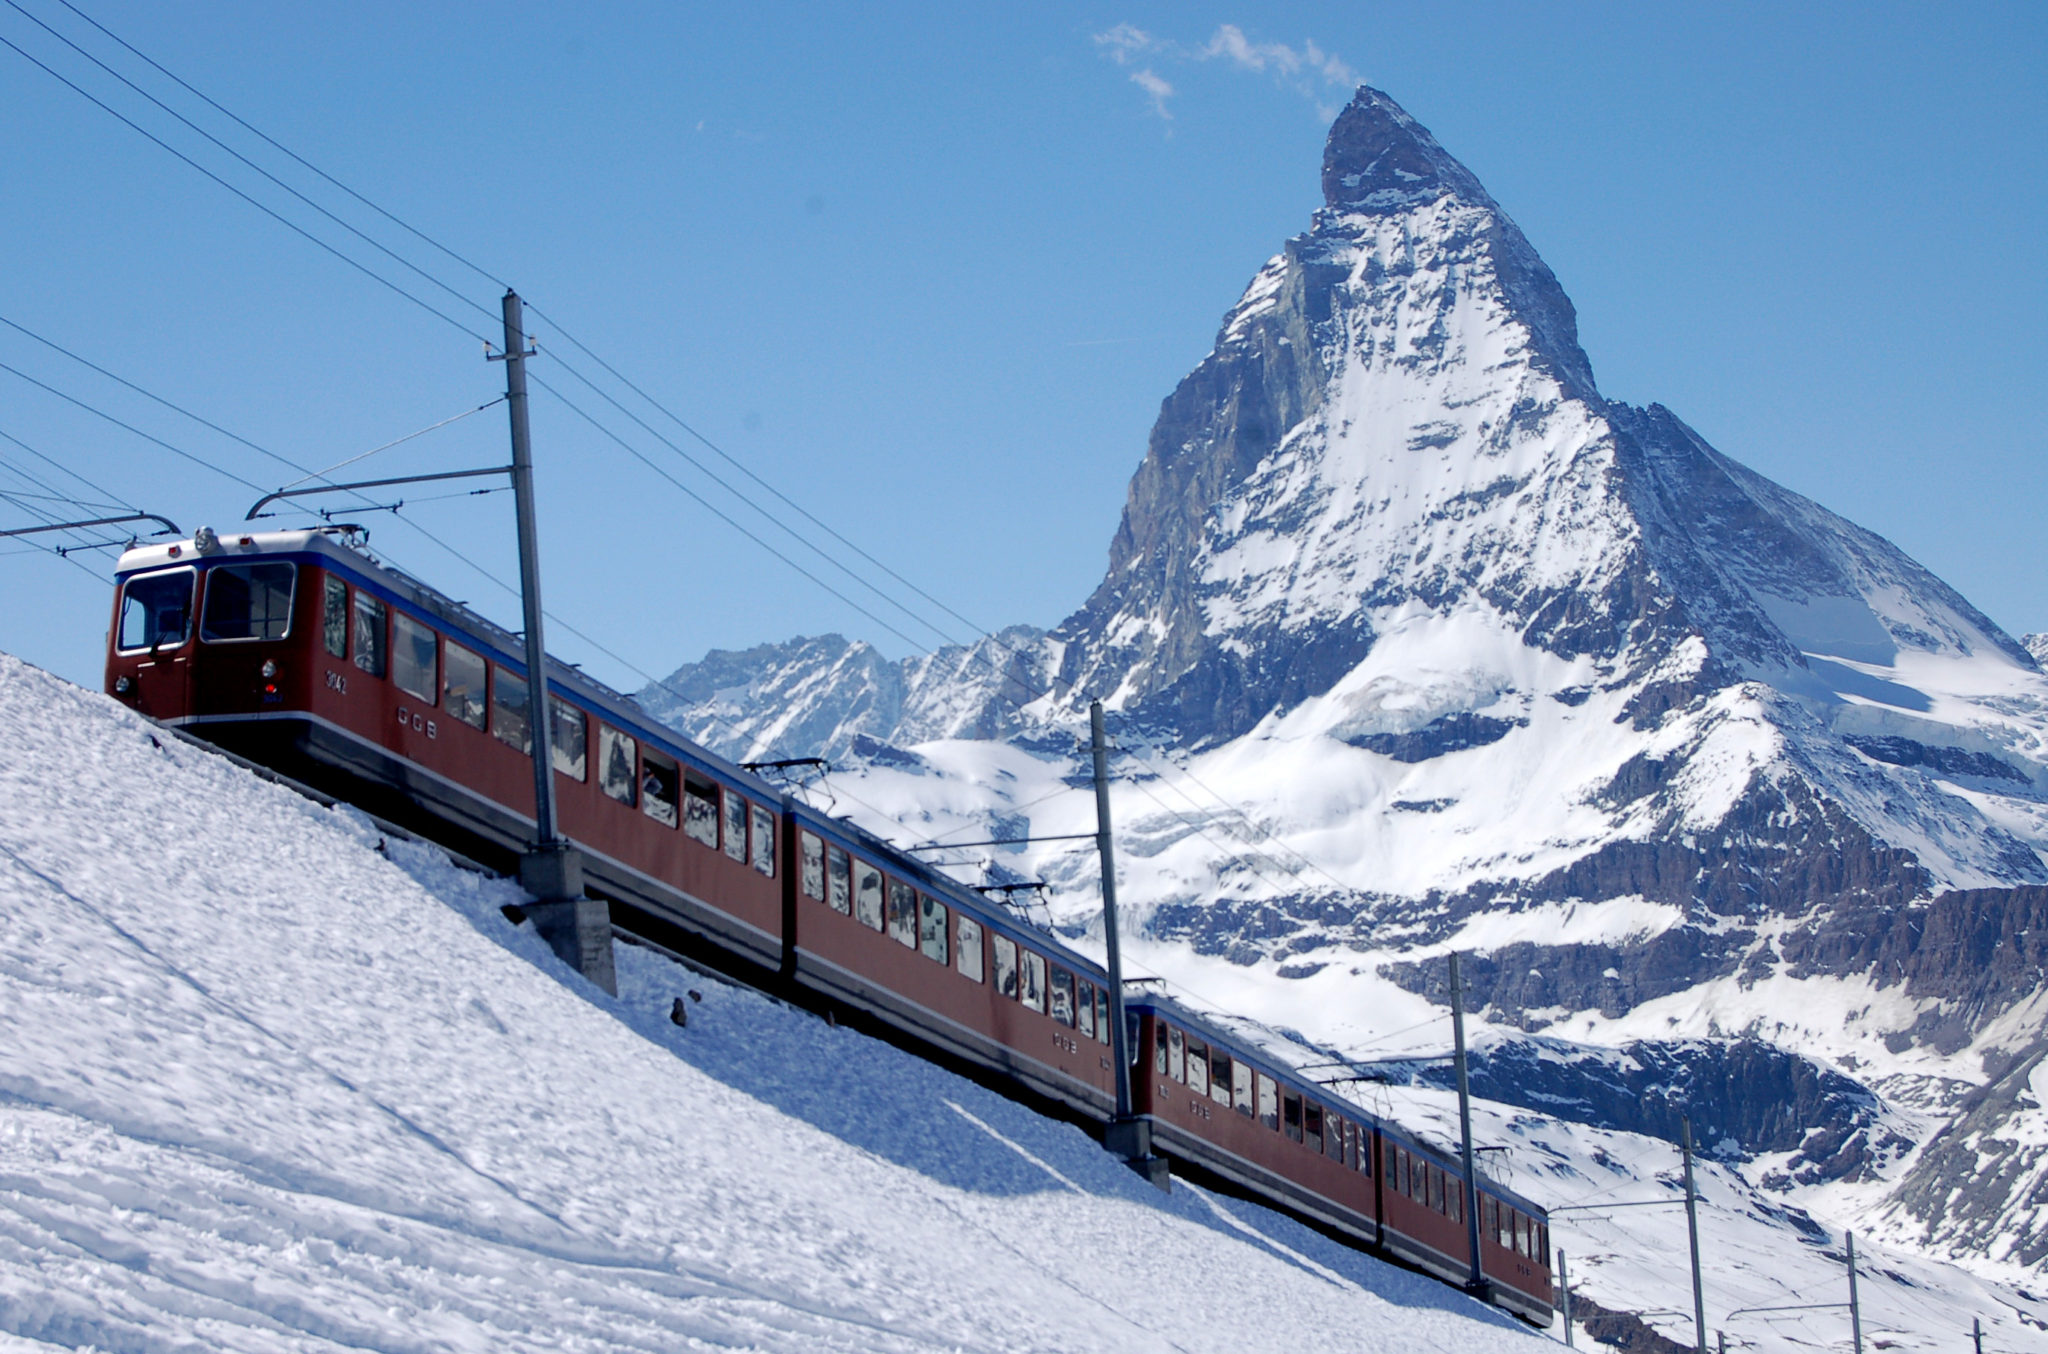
104,526 -> 1553,1326
1130,994 -> 1554,1323
104,527 -> 787,970
784,802 -> 1119,1120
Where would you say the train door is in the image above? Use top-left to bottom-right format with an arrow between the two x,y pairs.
113,565 -> 198,718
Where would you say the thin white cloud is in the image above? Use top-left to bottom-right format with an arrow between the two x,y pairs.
1092,22 -> 1360,121
1129,68 -> 1174,121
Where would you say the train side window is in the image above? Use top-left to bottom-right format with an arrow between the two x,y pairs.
826,846 -> 851,913
1019,950 -> 1046,1012
1152,1022 -> 1169,1074
886,879 -> 917,948
322,576 -> 347,657
491,666 -> 531,753
684,776 -> 719,846
1049,966 -> 1075,1026
1449,1180 -> 1463,1224
1165,1026 -> 1185,1083
642,749 -> 679,827
1076,980 -> 1096,1038
854,861 -> 884,930
1518,1213 -> 1531,1257
550,698 -> 587,780
800,832 -> 824,899
1482,1195 -> 1497,1244
1430,1165 -> 1446,1213
1283,1092 -> 1303,1144
1257,1073 -> 1278,1129
992,933 -> 1018,997
1186,1039 -> 1209,1096
918,894 -> 947,963
722,790 -> 746,861
1536,1222 -> 1548,1264
1359,1129 -> 1373,1176
391,612 -> 437,701
955,914 -> 984,981
200,562 -> 296,642
117,567 -> 196,652
444,642 -> 487,729
351,591 -> 386,676
750,805 -> 775,876
1096,987 -> 1110,1043
1233,1060 -> 1254,1116
1210,1051 -> 1232,1107
1329,1114 -> 1346,1162
598,725 -> 637,806
1303,1103 -> 1322,1153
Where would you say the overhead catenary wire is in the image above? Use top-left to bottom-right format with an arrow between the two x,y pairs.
0,29 -> 488,344
44,0 -> 515,296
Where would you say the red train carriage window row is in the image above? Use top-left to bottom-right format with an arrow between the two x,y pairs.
1389,1144 -> 1468,1225
792,829 -> 1110,1023
1482,1194 -> 1547,1261
1149,1016 -> 1373,1174
323,572 -> 773,874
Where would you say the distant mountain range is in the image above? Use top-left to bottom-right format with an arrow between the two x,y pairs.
638,88 -> 2048,1285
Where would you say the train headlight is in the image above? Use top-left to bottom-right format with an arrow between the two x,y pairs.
113,675 -> 131,694
260,660 -> 278,679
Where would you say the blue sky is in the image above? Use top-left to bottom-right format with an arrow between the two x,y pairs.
2,2 -> 2042,693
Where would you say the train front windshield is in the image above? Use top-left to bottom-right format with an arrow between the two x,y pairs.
115,568 -> 195,651
198,563 -> 296,642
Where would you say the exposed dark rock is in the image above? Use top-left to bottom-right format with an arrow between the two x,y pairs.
1348,712 -> 1526,762
1409,1038 -> 1890,1180
1569,1292 -> 1696,1354
1843,735 -> 2030,784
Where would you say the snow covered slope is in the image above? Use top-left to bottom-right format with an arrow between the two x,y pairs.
637,87 -> 2048,1285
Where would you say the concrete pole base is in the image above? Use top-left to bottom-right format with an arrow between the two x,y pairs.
518,846 -> 616,996
1105,1118 -> 1170,1192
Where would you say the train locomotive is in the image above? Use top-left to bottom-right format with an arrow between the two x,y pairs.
103,526 -> 1555,1324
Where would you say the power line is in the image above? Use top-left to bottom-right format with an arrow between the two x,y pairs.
4,0 -> 504,335
0,356 -> 266,492
47,0 -> 514,295
0,29 -> 487,343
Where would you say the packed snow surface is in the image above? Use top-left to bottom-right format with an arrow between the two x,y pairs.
0,653 -> 1550,1351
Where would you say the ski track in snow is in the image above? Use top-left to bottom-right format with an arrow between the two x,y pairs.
0,653 -> 1548,1352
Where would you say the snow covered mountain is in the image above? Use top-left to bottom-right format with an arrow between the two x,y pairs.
639,87 -> 2048,1290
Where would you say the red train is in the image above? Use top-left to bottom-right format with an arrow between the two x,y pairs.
104,526 -> 1555,1324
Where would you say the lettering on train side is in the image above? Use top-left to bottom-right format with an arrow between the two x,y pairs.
324,669 -> 347,694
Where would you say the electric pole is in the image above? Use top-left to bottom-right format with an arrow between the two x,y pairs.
497,290 -> 612,993
1092,699 -> 1160,1186
1683,1117 -> 1707,1354
1450,950 -> 1486,1294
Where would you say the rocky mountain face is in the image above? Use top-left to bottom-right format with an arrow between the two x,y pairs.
643,89 -> 2048,1288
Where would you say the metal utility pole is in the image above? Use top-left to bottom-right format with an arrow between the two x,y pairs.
1449,950 -> 1486,1294
1557,1249 -> 1574,1348
1715,1333 -> 1725,1354
1846,1231 -> 1863,1354
501,290 -> 558,850
496,290 -> 612,994
1091,700 -> 1161,1186
1682,1118 -> 1707,1354
1974,1316 -> 1985,1353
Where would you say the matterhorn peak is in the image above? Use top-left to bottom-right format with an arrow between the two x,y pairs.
1320,86 -> 1491,214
